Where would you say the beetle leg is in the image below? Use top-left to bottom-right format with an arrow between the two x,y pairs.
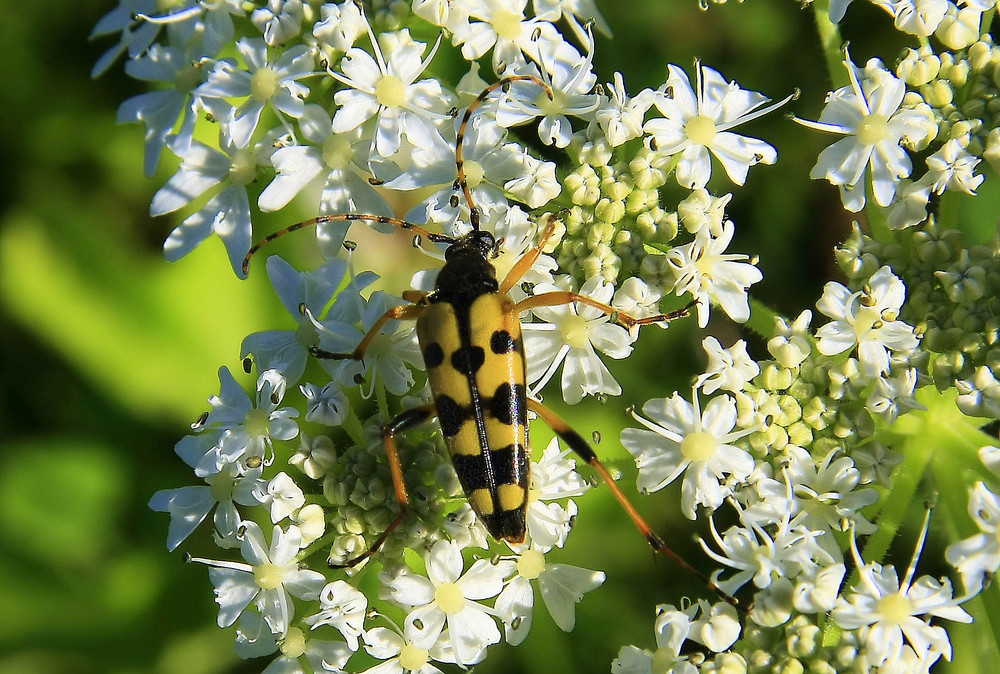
498,213 -> 561,295
526,398 -> 740,608
330,403 -> 437,569
310,302 -> 426,361
514,291 -> 694,328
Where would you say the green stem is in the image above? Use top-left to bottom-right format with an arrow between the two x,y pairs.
342,405 -> 367,448
746,296 -> 786,341
810,0 -> 847,89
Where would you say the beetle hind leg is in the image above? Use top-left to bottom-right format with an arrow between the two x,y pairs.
526,398 -> 740,608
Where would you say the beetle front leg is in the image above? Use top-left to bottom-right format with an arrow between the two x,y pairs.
310,301 -> 426,361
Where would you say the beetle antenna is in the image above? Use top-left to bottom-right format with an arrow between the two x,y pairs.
242,213 -> 455,276
456,75 -> 553,231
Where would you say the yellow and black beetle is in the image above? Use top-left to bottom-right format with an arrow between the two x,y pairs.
242,76 -> 733,603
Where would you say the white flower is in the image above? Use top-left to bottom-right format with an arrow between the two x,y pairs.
359,624 -> 467,674
815,265 -> 919,376
522,276 -> 635,404
257,105 -> 393,247
595,72 -> 655,147
866,367 -> 923,423
385,540 -> 512,666
767,310 -> 813,369
924,137 -> 984,195
611,605 -> 699,674
251,0 -> 304,46
304,580 -> 368,650
149,458 -> 264,550
450,0 -> 543,70
494,547 -> 605,645
195,38 -> 314,147
701,509 -> 834,595
832,518 -> 973,667
666,220 -> 763,327
192,522 -> 326,636
886,178 -> 932,229
234,613 -> 353,672
945,475 -> 1000,594
621,390 -> 756,519
872,0 -> 949,36
796,56 -> 935,212
255,472 -> 306,523
300,382 -> 351,426
525,438 -> 590,549
328,21 -> 450,160
116,43 -> 214,176
241,256 -> 363,383
313,0 -> 368,51
153,131 -> 284,275
496,34 -> 600,148
695,336 -> 760,395
643,62 -> 790,189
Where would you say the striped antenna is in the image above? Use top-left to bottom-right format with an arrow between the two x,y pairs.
455,75 -> 553,231
241,213 -> 452,276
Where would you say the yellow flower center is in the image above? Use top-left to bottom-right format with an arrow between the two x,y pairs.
254,562 -> 284,590
462,159 -> 484,189
250,66 -> 279,101
876,592 -> 913,624
685,114 -> 717,145
399,643 -> 430,671
375,74 -> 406,108
175,62 -> 202,94
680,430 -> 717,462
229,149 -> 257,186
434,581 -> 465,614
517,549 -> 546,580
651,646 -> 677,674
856,112 -> 890,146
244,408 -> 271,438
280,627 -> 307,658
322,133 -> 354,170
492,10 -> 523,40
206,470 -> 235,502
560,314 -> 591,349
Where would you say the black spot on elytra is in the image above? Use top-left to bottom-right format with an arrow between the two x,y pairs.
436,395 -> 468,437
490,330 -> 515,354
423,342 -> 445,368
451,345 -> 485,374
490,383 -> 527,426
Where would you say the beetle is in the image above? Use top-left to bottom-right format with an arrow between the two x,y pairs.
242,76 -> 735,604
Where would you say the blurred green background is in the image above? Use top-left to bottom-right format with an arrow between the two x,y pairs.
0,1 -> 990,673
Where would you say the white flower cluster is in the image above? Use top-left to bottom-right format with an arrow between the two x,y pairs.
94,1 -> 1000,673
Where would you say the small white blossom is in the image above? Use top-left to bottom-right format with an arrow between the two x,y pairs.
796,56 -> 935,211
695,336 -> 760,395
195,38 -> 314,148
767,310 -> 813,369
523,276 -> 635,404
595,72 -> 655,147
494,547 -> 605,644
304,580 -> 368,650
872,0 -> 949,36
666,220 -> 763,327
945,464 -> 1000,594
313,0 -> 368,51
815,266 -> 919,376
251,0 -> 305,46
832,518 -> 973,668
643,62 -> 790,189
192,522 -> 326,636
328,22 -> 450,160
385,540 -> 512,666
525,438 -> 590,549
924,137 -> 985,195
234,613 -> 353,672
255,471 -> 306,523
622,390 -> 756,519
196,368 -> 299,475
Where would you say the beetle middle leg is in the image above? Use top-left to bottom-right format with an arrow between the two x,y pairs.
513,291 -> 693,329
329,402 -> 437,569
